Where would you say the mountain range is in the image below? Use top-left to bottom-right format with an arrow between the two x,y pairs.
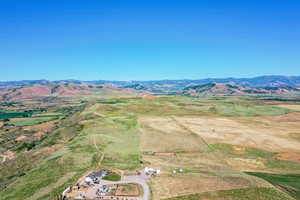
1,75 -> 300,89
0,76 -> 300,99
182,83 -> 300,97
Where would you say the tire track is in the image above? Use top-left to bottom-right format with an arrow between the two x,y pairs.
170,116 -> 211,152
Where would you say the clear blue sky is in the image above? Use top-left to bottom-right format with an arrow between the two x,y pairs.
0,0 -> 299,81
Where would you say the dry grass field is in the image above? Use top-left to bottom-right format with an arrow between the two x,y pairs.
168,115 -> 300,152
275,104 -> 300,111
150,173 -> 272,200
139,117 -> 208,153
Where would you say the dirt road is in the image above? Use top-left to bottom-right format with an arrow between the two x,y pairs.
98,175 -> 150,200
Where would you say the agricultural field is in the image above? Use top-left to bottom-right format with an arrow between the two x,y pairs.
7,117 -> 58,126
0,95 -> 300,200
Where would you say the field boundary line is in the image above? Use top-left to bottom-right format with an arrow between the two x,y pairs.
170,116 -> 211,151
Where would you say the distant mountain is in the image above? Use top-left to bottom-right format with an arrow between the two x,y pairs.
132,75 -> 300,89
122,76 -> 300,93
0,76 -> 300,95
0,80 -> 51,90
121,83 -> 147,90
0,84 -> 90,101
1,76 -> 300,90
0,79 -> 128,88
182,83 -> 300,97
121,83 -> 171,93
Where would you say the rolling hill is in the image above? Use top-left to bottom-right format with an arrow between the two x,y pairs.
182,83 -> 300,97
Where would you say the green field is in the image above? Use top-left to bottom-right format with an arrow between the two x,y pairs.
212,103 -> 291,117
8,117 -> 57,126
209,143 -> 277,158
0,111 -> 33,119
208,143 -> 300,173
246,172 -> 300,200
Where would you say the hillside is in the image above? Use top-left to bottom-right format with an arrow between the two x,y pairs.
0,84 -> 146,101
182,83 -> 300,97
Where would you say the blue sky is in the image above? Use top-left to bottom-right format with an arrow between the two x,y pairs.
0,0 -> 299,81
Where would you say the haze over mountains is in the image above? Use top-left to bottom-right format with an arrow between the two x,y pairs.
0,75 -> 300,99
1,75 -> 300,88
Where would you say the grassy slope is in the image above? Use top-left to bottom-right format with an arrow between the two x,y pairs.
102,173 -> 121,181
0,110 -> 88,200
0,100 -> 141,200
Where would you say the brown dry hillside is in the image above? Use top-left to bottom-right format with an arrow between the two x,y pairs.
0,84 -> 147,101
50,84 -> 91,96
4,85 -> 51,100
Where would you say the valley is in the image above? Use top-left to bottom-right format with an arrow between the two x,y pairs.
0,81 -> 300,200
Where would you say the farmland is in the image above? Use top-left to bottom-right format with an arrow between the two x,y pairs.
0,95 -> 300,200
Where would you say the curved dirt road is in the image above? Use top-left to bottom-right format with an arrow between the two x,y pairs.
96,175 -> 150,200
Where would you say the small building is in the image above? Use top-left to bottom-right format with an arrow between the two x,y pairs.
85,177 -> 93,185
144,167 -> 160,176
86,170 -> 112,184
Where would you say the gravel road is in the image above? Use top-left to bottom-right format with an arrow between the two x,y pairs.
96,173 -> 150,200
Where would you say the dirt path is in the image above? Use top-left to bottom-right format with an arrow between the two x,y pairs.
93,135 -> 105,167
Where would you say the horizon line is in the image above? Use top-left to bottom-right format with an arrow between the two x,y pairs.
1,74 -> 300,83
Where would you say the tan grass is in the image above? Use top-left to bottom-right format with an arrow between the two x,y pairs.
226,158 -> 266,170
139,117 -> 208,153
276,104 -> 300,111
150,173 -> 272,200
173,116 -> 300,152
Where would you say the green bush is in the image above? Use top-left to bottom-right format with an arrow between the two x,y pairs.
102,173 -> 121,181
